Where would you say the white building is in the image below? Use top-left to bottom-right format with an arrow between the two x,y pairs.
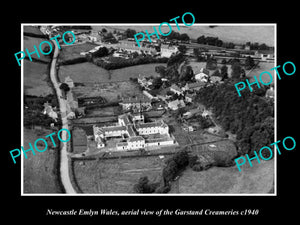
94,113 -> 174,150
160,45 -> 178,58
120,96 -> 152,111
195,73 -> 209,82
168,99 -> 186,111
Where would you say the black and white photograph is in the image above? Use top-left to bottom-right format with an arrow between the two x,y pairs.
3,4 -> 298,224
21,24 -> 276,195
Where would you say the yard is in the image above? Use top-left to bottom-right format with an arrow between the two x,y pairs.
72,156 -> 165,193
24,60 -> 52,97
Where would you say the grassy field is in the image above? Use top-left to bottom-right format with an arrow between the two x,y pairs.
23,36 -> 51,62
58,62 -> 110,83
246,61 -> 275,84
58,62 -> 162,101
73,156 -> 165,193
109,63 -> 164,82
170,159 -> 274,194
23,128 -> 63,193
24,60 -> 52,97
58,42 -> 98,62
58,62 -> 164,83
24,26 -> 44,36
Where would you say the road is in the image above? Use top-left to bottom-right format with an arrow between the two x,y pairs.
49,39 -> 77,194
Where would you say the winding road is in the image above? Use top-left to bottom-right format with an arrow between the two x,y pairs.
49,39 -> 76,194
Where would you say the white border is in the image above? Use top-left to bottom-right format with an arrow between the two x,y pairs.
21,23 -> 277,196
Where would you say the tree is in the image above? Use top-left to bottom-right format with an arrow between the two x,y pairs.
59,83 -> 70,92
155,65 -> 166,77
133,176 -> 158,193
206,58 -> 217,70
167,52 -> 185,67
179,33 -> 190,41
93,47 -> 109,57
178,45 -> 187,54
197,35 -> 206,44
179,65 -> 194,81
124,28 -> 136,38
211,69 -> 221,77
231,61 -> 243,79
152,77 -> 163,89
245,56 -> 255,70
220,65 -> 228,80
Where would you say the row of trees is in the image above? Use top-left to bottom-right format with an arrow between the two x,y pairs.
196,35 -> 224,47
92,55 -> 168,70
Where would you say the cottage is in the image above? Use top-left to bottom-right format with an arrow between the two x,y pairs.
185,82 -> 206,91
185,93 -> 194,103
265,87 -> 274,99
160,45 -> 178,58
170,84 -> 183,95
210,76 -> 222,83
168,99 -> 186,111
64,76 -> 74,89
42,102 -> 58,121
195,73 -> 209,82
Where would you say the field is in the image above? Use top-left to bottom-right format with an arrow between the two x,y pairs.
246,61 -> 275,84
24,26 -> 45,36
170,159 -> 274,194
58,42 -> 98,62
23,128 -> 63,193
58,62 -> 164,100
72,156 -> 165,193
24,60 -> 52,97
95,25 -> 274,46
23,36 -> 52,62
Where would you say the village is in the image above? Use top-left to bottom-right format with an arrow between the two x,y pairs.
24,25 -> 275,194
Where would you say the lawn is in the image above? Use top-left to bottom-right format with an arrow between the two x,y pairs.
23,36 -> 52,63
23,60 -> 53,97
73,156 -> 165,193
23,128 -> 63,193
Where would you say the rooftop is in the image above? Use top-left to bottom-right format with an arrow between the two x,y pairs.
128,136 -> 145,142
121,96 -> 151,103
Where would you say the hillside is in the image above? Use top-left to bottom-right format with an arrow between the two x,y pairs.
93,25 -> 275,46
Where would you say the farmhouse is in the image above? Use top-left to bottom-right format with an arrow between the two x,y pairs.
168,99 -> 186,110
160,44 -> 179,58
184,82 -> 206,92
93,113 -> 175,151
